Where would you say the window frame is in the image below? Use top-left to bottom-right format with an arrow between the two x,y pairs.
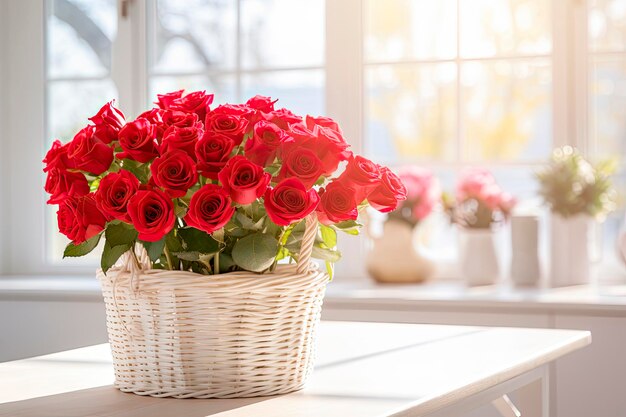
0,0 -> 617,279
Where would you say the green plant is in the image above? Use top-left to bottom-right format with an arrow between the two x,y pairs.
537,146 -> 616,219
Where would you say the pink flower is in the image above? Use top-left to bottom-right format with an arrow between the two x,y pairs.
398,167 -> 439,221
456,168 -> 496,202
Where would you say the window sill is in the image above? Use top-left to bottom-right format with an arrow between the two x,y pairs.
0,275 -> 101,302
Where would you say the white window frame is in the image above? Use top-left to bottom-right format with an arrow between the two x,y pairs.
0,0 -> 614,278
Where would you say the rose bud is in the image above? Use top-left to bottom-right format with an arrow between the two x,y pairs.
277,146 -> 324,189
316,180 -> 358,225
185,184 -> 235,234
66,125 -> 114,175
337,155 -> 381,203
44,167 -> 90,204
368,167 -> 408,213
88,101 -> 125,144
117,118 -> 158,163
43,139 -> 75,172
218,155 -> 271,205
204,104 -> 253,145
264,178 -> 320,226
94,170 -> 140,222
127,188 -> 175,242
246,95 -> 278,113
150,149 -> 198,198
160,122 -> 204,160
196,132 -> 236,180
244,120 -> 293,166
57,194 -> 107,244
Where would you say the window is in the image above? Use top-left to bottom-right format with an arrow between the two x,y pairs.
2,0 -> 623,278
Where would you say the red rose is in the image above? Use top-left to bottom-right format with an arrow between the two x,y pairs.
43,139 -> 75,172
277,146 -> 324,189
264,178 -> 320,226
89,101 -> 125,144
246,95 -> 278,113
138,108 -> 166,140
244,120 -> 293,166
44,168 -> 90,204
155,90 -> 184,109
263,108 -> 303,129
160,122 -> 203,160
218,155 -> 271,205
305,115 -> 341,134
67,125 -> 114,175
150,150 -> 198,198
169,90 -> 214,122
368,167 -> 408,213
283,124 -> 351,176
195,132 -> 235,180
117,118 -> 158,163
94,170 -> 140,222
127,188 -> 175,242
337,155 -> 381,202
162,110 -> 199,130
57,194 -> 107,244
316,180 -> 358,225
204,104 -> 253,145
185,184 -> 235,234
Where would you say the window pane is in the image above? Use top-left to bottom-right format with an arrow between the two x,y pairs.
241,70 -> 324,116
365,63 -> 457,164
150,74 -> 237,106
589,0 -> 626,52
151,0 -> 237,73
47,80 -> 118,145
240,0 -> 324,69
461,60 -> 551,162
459,0 -> 551,58
364,0 -> 456,63
589,58 -> 626,159
47,0 -> 116,78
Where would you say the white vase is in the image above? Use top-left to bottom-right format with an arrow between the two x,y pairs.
550,214 -> 592,287
367,219 -> 435,284
458,227 -> 500,286
510,214 -> 541,286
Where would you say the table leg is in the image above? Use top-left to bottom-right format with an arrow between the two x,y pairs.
516,365 -> 550,417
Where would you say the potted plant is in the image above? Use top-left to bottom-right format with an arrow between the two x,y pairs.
367,167 -> 439,283
43,91 -> 406,398
537,146 -> 616,287
444,168 -> 515,286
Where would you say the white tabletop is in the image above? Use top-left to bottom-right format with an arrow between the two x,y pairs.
0,321 -> 590,417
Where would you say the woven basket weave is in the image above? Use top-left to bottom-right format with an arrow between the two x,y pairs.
97,214 -> 328,399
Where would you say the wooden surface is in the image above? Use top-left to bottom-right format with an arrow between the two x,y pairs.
0,321 -> 590,417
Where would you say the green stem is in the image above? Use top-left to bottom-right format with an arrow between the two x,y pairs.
214,252 -> 220,275
163,245 -> 173,271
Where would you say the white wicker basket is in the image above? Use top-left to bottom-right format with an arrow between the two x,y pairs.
97,215 -> 328,399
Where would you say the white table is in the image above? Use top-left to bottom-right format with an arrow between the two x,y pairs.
0,321 -> 590,417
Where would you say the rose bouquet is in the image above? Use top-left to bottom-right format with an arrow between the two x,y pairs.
443,168 -> 515,229
43,90 -> 407,277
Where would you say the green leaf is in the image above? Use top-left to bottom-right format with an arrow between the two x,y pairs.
311,246 -> 342,262
178,227 -> 219,253
105,222 -> 138,247
325,261 -> 334,280
101,241 -> 131,274
332,219 -> 362,235
232,232 -> 279,273
236,211 -> 264,231
218,252 -> 237,273
264,163 -> 281,176
63,233 -> 102,258
121,159 -> 150,183
140,238 -> 166,262
320,224 -> 337,248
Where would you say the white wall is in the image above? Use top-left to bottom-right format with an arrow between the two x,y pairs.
0,0 -> 8,274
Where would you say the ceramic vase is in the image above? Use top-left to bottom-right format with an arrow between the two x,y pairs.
367,219 -> 435,284
550,214 -> 592,287
458,227 -> 500,286
510,214 -> 541,286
